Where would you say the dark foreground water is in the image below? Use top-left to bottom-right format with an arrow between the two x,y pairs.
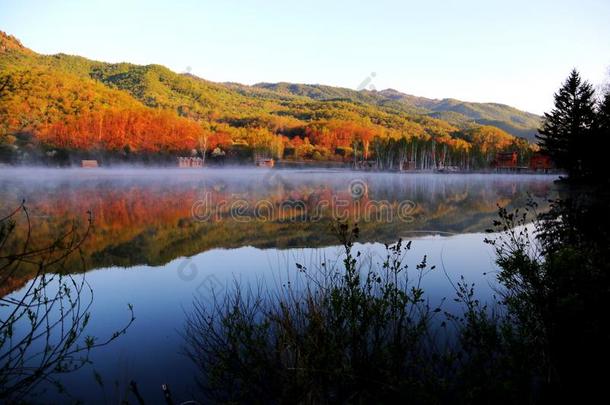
0,168 -> 557,403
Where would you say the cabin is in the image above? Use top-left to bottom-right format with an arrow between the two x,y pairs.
493,152 -> 518,169
178,157 -> 203,168
437,165 -> 460,173
255,158 -> 275,168
81,160 -> 98,168
529,152 -> 553,172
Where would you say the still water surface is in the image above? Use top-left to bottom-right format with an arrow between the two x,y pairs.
0,168 -> 557,403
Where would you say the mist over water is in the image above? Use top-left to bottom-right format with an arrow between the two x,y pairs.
0,168 -> 558,402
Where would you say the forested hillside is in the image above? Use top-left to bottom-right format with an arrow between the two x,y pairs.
0,31 -> 537,168
255,83 -> 541,141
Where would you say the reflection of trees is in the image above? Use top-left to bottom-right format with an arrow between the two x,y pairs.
0,204 -> 134,402
0,176 -> 554,293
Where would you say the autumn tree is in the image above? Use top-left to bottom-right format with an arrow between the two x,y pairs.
39,108 -> 202,153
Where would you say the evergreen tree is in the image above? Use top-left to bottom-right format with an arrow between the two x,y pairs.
537,69 -> 597,178
597,89 -> 610,133
593,89 -> 610,183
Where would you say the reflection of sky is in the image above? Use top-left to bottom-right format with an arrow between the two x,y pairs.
30,230 -> 499,402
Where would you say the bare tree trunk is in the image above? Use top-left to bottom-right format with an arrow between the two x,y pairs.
199,133 -> 208,165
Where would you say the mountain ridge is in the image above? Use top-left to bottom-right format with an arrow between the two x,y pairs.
0,30 -> 540,141
253,82 -> 540,141
0,30 -> 537,168
2,30 -> 541,132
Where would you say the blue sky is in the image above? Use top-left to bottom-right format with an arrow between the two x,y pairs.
1,0 -> 609,114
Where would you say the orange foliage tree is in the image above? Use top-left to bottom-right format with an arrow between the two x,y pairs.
39,108 -> 203,153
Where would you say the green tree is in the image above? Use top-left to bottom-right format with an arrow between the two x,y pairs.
597,89 -> 610,134
591,89 -> 610,183
537,69 -> 597,178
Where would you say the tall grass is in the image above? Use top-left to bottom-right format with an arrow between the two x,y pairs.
184,222 -> 539,404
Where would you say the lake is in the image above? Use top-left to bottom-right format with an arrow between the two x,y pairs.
0,168 -> 557,403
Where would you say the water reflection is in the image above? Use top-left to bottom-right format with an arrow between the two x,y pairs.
0,168 -> 557,402
0,168 -> 555,272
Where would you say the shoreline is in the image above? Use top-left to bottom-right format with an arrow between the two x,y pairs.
0,161 -> 562,175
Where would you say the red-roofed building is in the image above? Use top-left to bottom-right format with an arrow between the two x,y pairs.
529,152 -> 553,172
493,152 -> 518,169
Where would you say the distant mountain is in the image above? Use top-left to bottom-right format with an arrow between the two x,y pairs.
254,83 -> 541,141
378,90 -> 541,141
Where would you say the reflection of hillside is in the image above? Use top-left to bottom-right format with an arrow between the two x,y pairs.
1,172 -> 556,294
